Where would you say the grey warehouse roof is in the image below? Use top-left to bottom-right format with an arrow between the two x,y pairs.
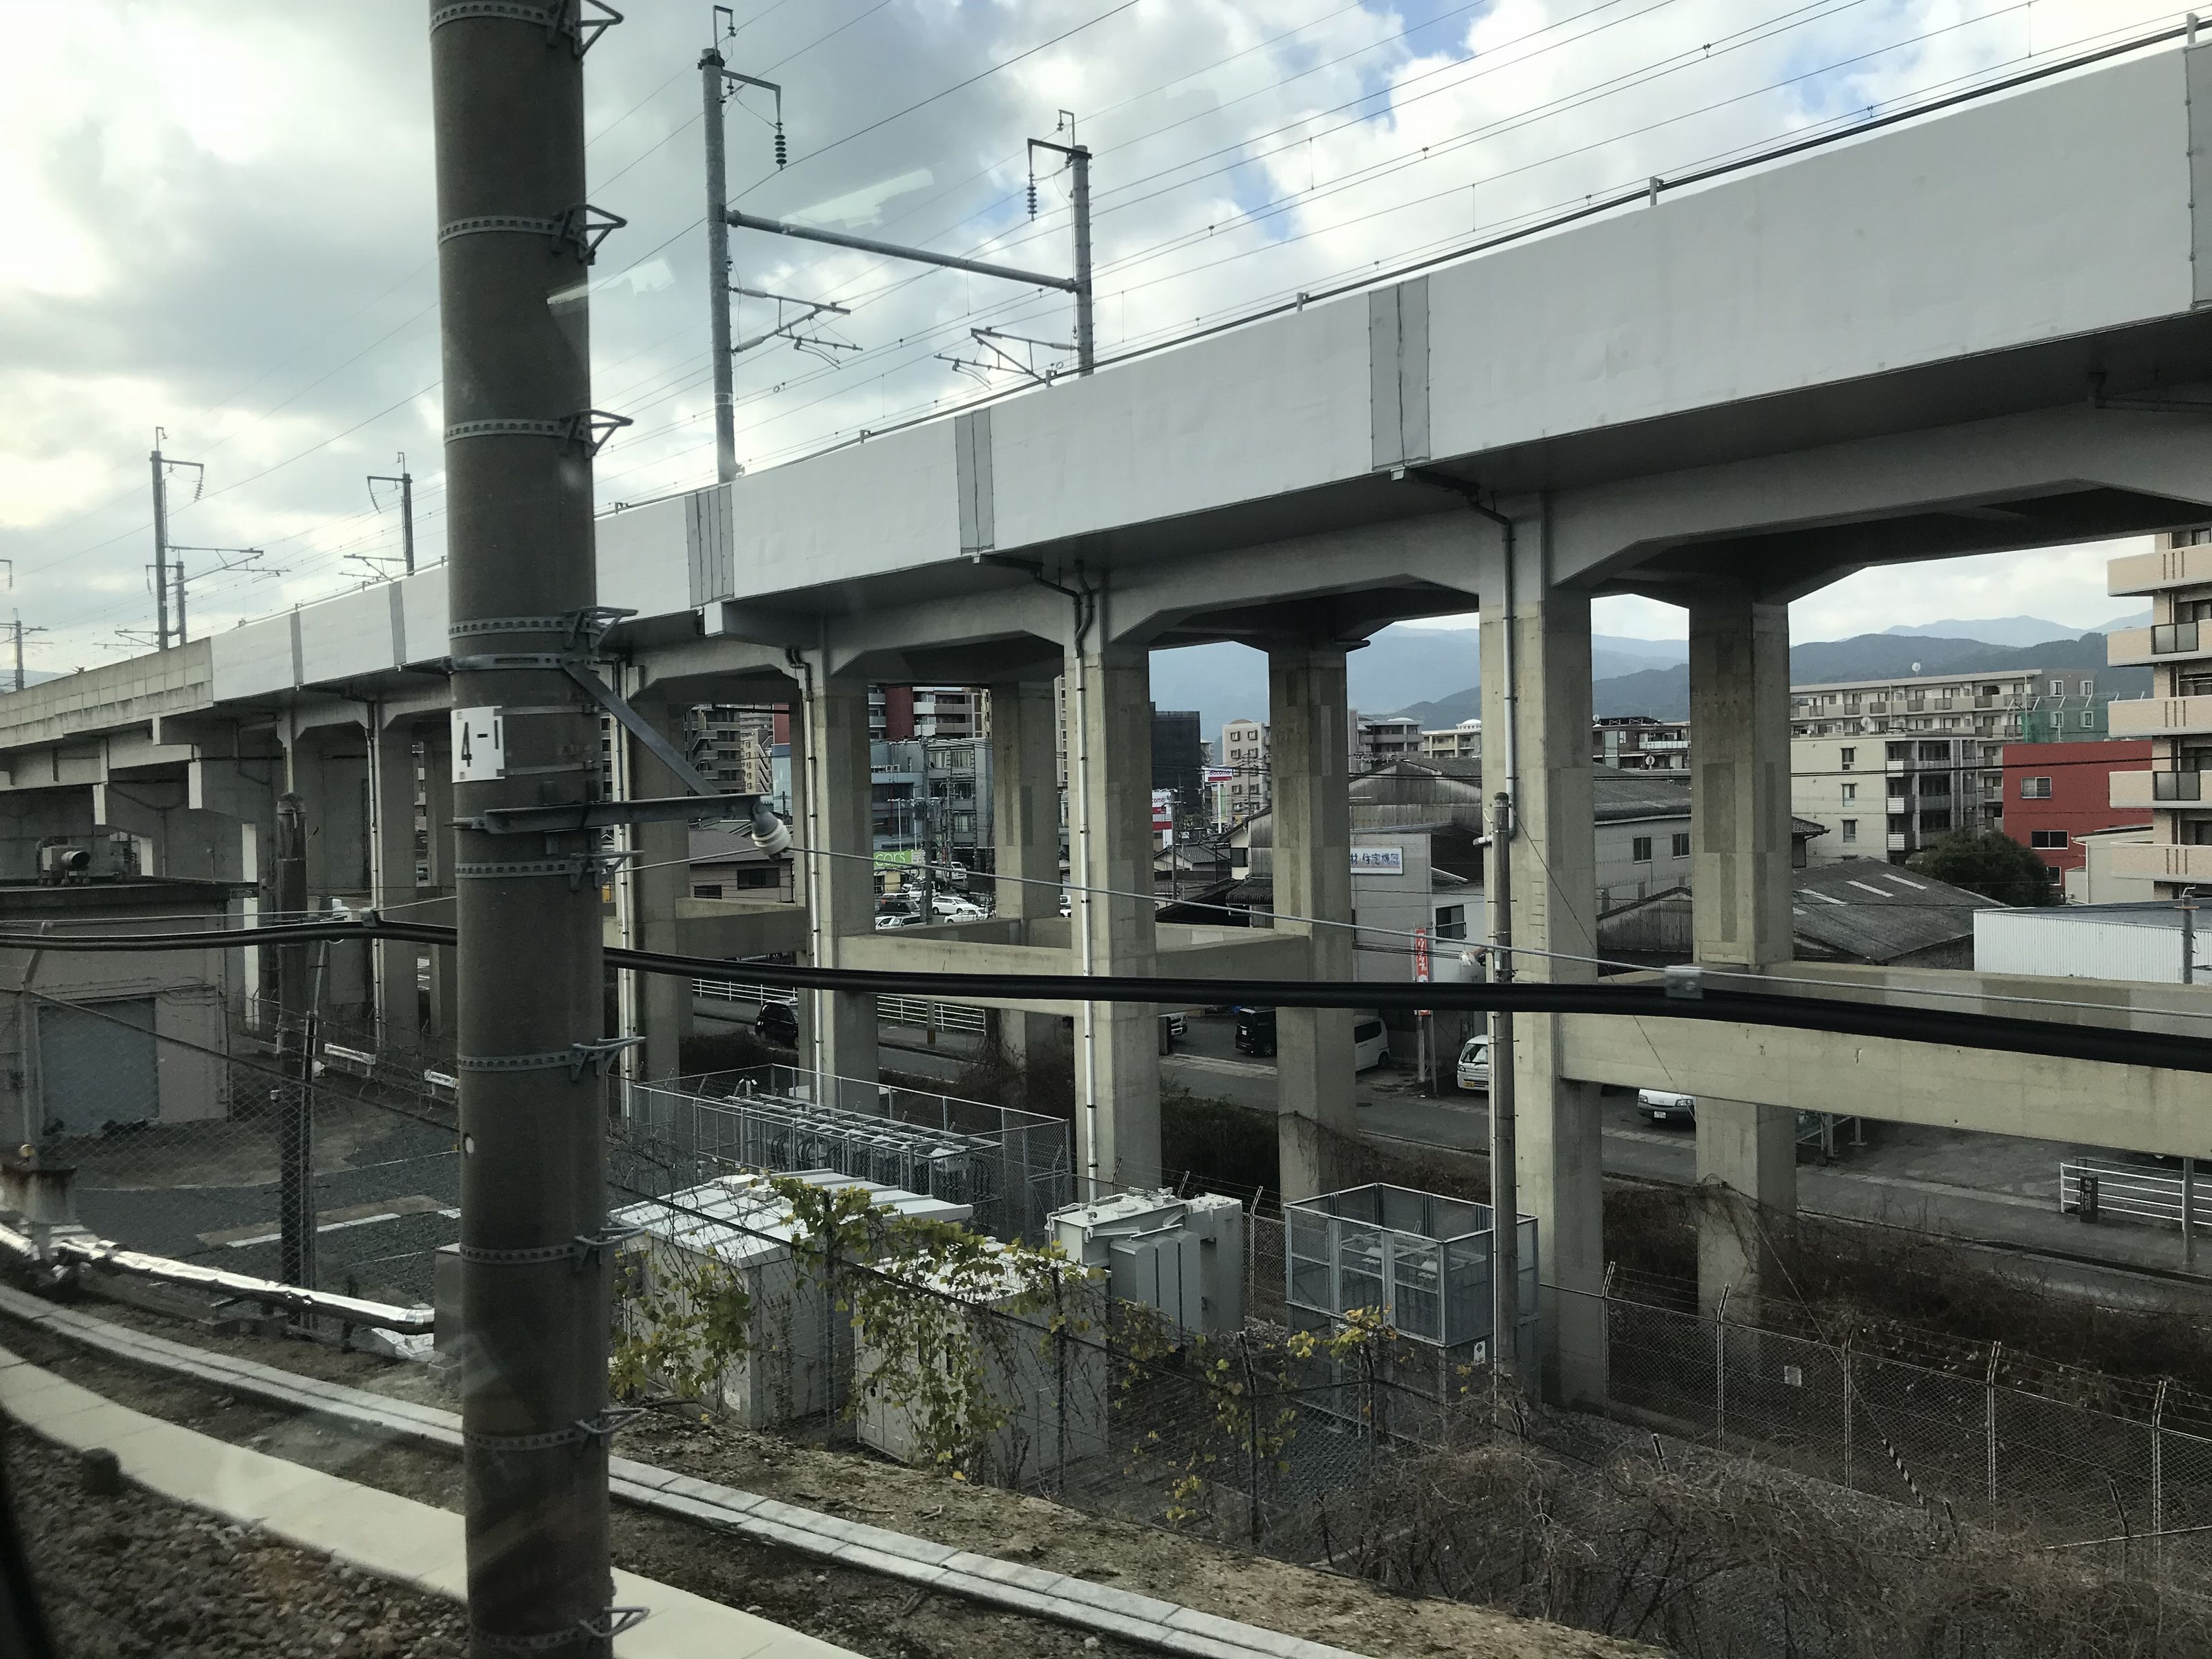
1600,859 -> 2000,966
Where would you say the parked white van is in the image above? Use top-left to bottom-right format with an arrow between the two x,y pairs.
1456,1033 -> 1490,1092
1351,1015 -> 1391,1072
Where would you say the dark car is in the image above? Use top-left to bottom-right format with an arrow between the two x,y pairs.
755,1001 -> 799,1048
1233,1006 -> 1277,1057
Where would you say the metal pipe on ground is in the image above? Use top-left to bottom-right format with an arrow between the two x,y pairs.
429,3 -> 624,1652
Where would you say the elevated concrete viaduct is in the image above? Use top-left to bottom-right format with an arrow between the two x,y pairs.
9,41 -> 2212,1400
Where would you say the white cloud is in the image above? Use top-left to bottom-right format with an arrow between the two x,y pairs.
0,0 -> 2191,673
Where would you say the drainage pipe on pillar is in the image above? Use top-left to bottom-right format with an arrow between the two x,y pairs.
1475,499 -> 1521,1385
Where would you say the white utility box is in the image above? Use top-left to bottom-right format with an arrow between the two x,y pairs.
610,1168 -> 968,1428
1049,1189 -> 1245,1338
854,1247 -> 1108,1484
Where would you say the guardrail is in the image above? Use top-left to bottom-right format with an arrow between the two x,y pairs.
695,978 -> 987,1036
2059,1158 -> 2206,1233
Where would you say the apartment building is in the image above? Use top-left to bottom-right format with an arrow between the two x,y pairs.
1791,668 -> 2043,740
1419,720 -> 1481,760
1792,733 -> 2003,863
869,685 -> 982,742
2103,528 -> 2212,892
1219,718 -> 1270,820
1352,713 -> 1423,770
1593,715 -> 1690,771
2000,740 -> 2152,887
687,704 -> 776,795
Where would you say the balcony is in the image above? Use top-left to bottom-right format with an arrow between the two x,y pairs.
2111,769 -> 2211,810
2107,622 -> 2212,668
1886,832 -> 1910,852
2110,543 -> 2212,597
2110,840 -> 2212,883
2111,696 -> 2212,740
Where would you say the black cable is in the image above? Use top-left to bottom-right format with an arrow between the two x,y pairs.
1,917 -> 2205,1076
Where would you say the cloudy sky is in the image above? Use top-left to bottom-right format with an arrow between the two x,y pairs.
0,0 -> 2188,672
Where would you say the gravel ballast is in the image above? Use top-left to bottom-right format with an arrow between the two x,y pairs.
4,1421 -> 465,1658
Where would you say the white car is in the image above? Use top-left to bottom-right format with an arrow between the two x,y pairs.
1456,1034 -> 1490,1092
1638,1089 -> 1696,1125
931,896 -> 986,920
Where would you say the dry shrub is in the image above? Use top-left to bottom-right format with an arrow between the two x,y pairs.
1286,1423 -> 2212,1658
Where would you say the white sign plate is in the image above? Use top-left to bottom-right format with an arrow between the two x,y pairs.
1350,845 -> 1404,875
452,706 -> 505,783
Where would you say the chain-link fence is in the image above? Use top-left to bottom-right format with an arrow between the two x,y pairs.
15,978 -> 2212,1653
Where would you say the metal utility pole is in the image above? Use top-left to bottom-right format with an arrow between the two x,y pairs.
368,460 -> 417,574
163,546 -> 272,646
150,446 -> 170,651
272,793 -> 315,1291
1486,791 -> 1520,1382
727,126 -> 1094,378
431,1 -> 632,1652
702,39 -> 738,484
147,439 -> 207,651
6,614 -> 46,693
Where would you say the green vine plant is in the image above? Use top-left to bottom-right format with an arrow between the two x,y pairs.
608,1172 -> 1099,1487
1118,1303 -> 1398,1534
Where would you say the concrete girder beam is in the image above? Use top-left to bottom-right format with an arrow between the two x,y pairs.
606,899 -> 808,962
1096,513 -> 1485,652
1557,401 -> 2212,599
1556,1012 -> 2212,1161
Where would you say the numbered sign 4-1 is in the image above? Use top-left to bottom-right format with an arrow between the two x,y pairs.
452,706 -> 505,782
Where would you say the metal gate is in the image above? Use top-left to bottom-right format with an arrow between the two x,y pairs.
37,997 -> 158,1135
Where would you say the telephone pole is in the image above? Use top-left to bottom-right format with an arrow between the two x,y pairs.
368,459 -> 417,574
430,1 -> 630,1652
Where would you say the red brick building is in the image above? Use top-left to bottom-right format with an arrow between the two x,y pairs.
2000,740 -> 2153,885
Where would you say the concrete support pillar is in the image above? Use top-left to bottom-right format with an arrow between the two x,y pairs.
1067,641 -> 1159,1191
420,731 -> 458,1042
988,680 -> 1062,1075
284,724 -> 372,1024
91,779 -> 178,877
189,753 -> 276,1020
1688,591 -> 1797,1313
1480,559 -> 1606,1407
370,722 -> 422,1056
797,673 -> 877,1091
625,700 -> 693,1083
1268,644 -> 1356,1200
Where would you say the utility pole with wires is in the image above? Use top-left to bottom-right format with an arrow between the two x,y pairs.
429,1 -> 645,1649
702,4 -> 798,482
149,435 -> 205,652
6,615 -> 45,694
724,113 -> 1094,381
162,547 -> 277,646
366,458 -> 417,575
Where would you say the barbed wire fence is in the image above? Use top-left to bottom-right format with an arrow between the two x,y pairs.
12,984 -> 2212,1653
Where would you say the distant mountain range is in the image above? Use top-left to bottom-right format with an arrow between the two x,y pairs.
1149,616 -> 2150,740
1149,624 -> 1687,744
1392,632 -> 2144,728
1884,612 -> 2147,646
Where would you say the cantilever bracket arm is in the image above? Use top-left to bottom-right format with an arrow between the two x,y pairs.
561,662 -> 719,795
